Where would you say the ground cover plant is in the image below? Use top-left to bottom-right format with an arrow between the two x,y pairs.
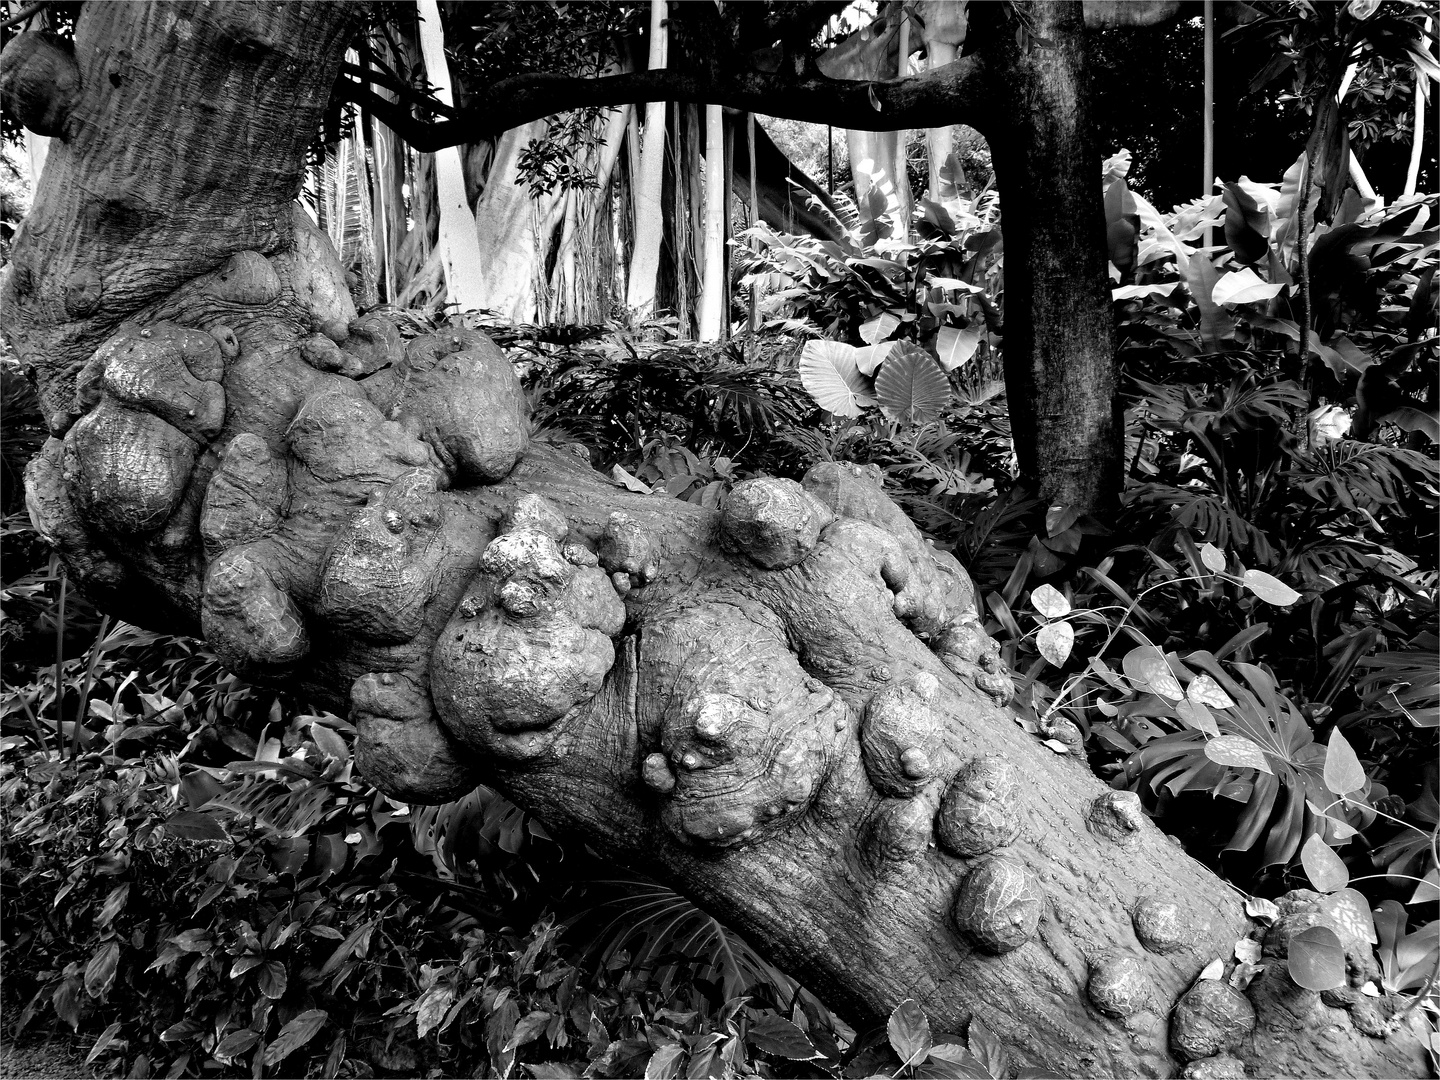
2,1 -> 1438,1078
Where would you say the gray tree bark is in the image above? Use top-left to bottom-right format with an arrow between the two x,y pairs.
0,4 -> 1428,1077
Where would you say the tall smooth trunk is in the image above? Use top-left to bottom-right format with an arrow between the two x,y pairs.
698,105 -> 725,341
415,0 -> 488,312
625,0 -> 668,316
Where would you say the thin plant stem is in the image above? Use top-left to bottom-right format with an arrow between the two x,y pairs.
71,615 -> 112,759
52,568 -> 67,758
3,681 -> 58,757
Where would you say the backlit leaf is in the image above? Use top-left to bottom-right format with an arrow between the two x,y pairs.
934,326 -> 982,371
1122,646 -> 1183,701
1031,584 -> 1070,619
1187,674 -> 1235,709
1323,728 -> 1365,796
888,998 -> 932,1067
1212,267 -> 1285,306
1244,897 -> 1279,922
1287,926 -> 1346,990
1175,698 -> 1220,736
1241,569 -> 1301,606
859,311 -> 901,344
1198,958 -> 1225,981
1036,622 -> 1074,667
799,341 -> 876,418
1204,734 -> 1274,774
1199,543 -> 1226,573
1300,834 -> 1349,893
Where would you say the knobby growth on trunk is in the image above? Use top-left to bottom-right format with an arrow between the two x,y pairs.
0,3 -> 1429,1077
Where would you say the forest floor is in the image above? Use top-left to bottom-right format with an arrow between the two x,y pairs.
0,1032 -> 93,1079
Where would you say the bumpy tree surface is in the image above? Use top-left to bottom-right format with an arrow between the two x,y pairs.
1,3 -> 1429,1076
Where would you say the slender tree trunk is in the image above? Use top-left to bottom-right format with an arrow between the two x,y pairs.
1,4 -> 1428,1078
1404,17 -> 1432,198
698,104 -> 725,341
625,0 -> 668,316
980,1 -> 1120,512
415,0 -> 488,312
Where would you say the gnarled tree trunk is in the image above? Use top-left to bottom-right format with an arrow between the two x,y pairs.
0,4 -> 1428,1078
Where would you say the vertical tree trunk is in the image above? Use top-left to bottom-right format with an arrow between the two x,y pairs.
415,0 -> 488,312
625,0 -> 668,316
982,1 -> 1120,512
698,104 -> 725,341
1,5 -> 1429,1078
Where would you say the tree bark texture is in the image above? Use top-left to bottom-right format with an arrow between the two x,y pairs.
0,4 -> 1429,1078
977,1 -> 1121,512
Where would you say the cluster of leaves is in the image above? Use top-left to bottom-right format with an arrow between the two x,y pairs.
528,336 -> 815,488
0,652 -> 866,1079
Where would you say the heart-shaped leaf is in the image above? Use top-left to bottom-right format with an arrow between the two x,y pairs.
1037,621 -> 1074,667
934,326 -> 982,371
1031,584 -> 1071,619
1199,543 -> 1227,573
1323,728 -> 1366,796
860,311 -> 901,344
1204,734 -> 1274,774
1187,674 -> 1236,709
874,343 -> 950,426
799,341 -> 876,418
1122,645 -> 1183,701
1287,926 -> 1346,990
1300,833 -> 1349,893
1176,698 -> 1220,736
1242,569 -> 1301,606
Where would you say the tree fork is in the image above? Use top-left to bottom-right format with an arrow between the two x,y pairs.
0,4 -> 1429,1077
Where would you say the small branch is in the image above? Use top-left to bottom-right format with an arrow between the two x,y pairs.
339,61 -> 459,119
0,2 -> 47,30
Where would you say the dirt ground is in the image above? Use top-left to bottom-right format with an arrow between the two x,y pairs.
0,1035 -> 92,1080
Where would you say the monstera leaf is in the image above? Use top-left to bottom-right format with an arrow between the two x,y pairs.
799,340 -> 876,417
1108,652 -> 1346,866
874,342 -> 951,426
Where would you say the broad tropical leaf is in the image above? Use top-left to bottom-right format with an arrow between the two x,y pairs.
799,341 -> 876,418
874,344 -> 950,426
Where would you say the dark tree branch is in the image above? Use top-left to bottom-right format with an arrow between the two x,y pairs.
0,2 -> 47,30
339,60 -> 459,119
343,57 -> 990,153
